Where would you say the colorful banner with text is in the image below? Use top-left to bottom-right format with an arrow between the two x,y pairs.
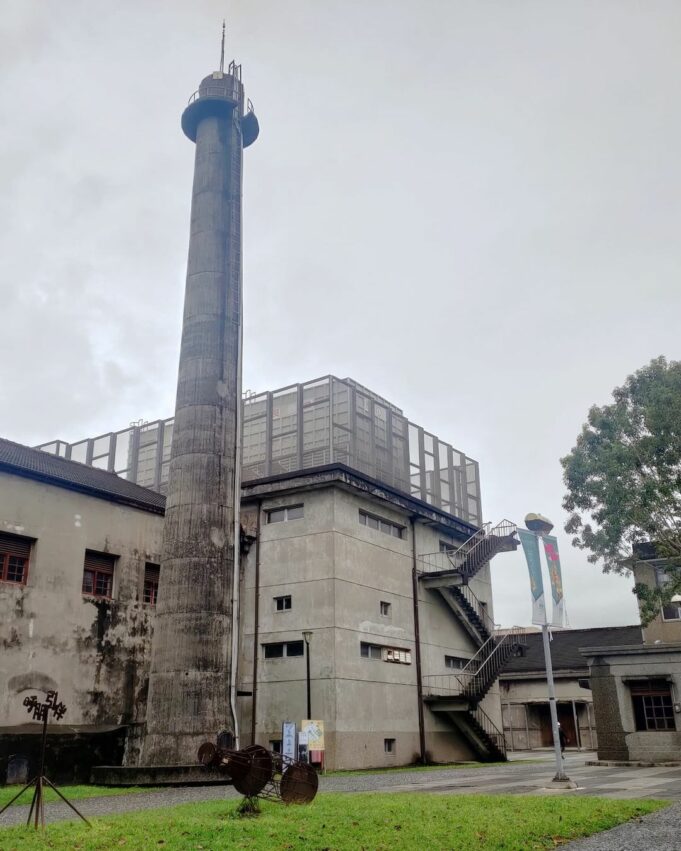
541,534 -> 566,627
517,528 -> 547,625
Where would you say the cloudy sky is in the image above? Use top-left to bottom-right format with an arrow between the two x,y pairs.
3,1 -> 680,629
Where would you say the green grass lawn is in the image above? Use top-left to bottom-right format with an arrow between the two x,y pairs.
0,784 -> 156,809
0,792 -> 666,850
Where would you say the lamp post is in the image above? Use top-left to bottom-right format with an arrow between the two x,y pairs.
524,513 -> 571,785
302,630 -> 312,720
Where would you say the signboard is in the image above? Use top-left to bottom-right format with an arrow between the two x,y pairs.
301,720 -> 324,751
282,721 -> 296,761
297,730 -> 308,763
517,528 -> 547,625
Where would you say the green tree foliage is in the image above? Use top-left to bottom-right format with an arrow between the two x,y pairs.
561,357 -> 681,623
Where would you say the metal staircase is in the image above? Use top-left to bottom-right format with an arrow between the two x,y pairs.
422,628 -> 527,761
417,521 -> 520,761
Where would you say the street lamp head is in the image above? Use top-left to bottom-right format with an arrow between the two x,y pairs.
302,630 -> 313,645
524,513 -> 554,536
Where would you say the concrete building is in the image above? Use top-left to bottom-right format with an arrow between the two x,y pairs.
582,544 -> 681,763
0,438 -> 164,783
499,626 -> 642,752
2,370 -> 520,780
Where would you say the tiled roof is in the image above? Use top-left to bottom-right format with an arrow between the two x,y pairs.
501,625 -> 643,674
0,438 -> 166,515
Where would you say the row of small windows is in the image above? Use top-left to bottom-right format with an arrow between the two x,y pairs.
359,510 -> 405,539
263,640 -> 305,658
360,642 -> 412,665
0,532 -> 159,605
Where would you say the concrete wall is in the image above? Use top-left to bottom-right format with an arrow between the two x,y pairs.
238,485 -> 501,769
0,471 -> 163,756
634,562 -> 681,645
584,644 -> 681,762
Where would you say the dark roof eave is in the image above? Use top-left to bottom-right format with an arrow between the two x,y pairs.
241,462 -> 478,539
0,461 -> 165,516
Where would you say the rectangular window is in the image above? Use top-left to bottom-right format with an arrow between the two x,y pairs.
380,601 -> 391,617
263,641 -> 304,659
439,540 -> 455,553
360,642 -> 383,660
662,602 -> 681,621
631,680 -> 675,731
275,595 -> 292,611
82,550 -> 116,599
143,563 -> 160,605
267,504 -> 304,524
445,655 -> 467,669
384,738 -> 396,754
359,510 -> 404,540
0,533 -> 32,585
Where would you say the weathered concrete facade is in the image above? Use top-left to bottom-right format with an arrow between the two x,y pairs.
1,441 -> 509,777
582,643 -> 681,762
0,448 -> 164,782
235,473 -> 500,770
143,65 -> 259,765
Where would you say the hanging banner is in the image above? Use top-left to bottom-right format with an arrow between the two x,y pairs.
517,528 -> 547,625
542,534 -> 566,627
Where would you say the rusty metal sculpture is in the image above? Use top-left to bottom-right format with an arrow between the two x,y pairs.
198,741 -> 318,809
0,692 -> 91,829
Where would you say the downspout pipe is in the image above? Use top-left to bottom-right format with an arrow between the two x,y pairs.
411,516 -> 427,764
251,500 -> 262,745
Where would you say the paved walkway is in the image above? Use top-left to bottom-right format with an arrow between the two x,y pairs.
2,751 -> 681,829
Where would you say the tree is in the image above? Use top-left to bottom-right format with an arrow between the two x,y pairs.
561,356 -> 681,623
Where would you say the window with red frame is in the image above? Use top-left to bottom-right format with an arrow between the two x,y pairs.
82,550 -> 116,599
143,562 -> 160,605
0,533 -> 32,585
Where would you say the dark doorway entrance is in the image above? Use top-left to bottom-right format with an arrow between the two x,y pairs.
537,703 -> 577,748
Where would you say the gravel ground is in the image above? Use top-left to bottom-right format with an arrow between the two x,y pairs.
563,801 -> 681,850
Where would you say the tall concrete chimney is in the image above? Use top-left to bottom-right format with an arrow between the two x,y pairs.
142,56 -> 259,765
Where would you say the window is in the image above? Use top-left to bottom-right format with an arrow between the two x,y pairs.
384,738 -> 396,754
263,640 -> 304,659
361,642 -> 383,660
143,563 -> 160,605
82,551 -> 116,599
275,595 -> 292,612
380,601 -> 391,617
439,540 -> 455,553
361,642 -> 411,664
662,601 -> 681,621
267,504 -> 304,524
0,533 -> 31,586
445,655 -> 467,669
359,510 -> 404,539
631,680 -> 675,731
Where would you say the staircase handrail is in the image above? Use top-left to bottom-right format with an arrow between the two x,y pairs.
455,584 -> 496,637
473,704 -> 507,759
415,519 -> 517,576
421,626 -> 527,698
446,519 -> 517,571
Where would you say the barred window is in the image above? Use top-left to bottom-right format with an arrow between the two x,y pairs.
0,533 -> 32,586
143,563 -> 160,605
631,680 -> 675,731
359,510 -> 404,539
82,550 -> 116,599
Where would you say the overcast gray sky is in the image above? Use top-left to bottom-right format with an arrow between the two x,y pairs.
3,1 -> 679,629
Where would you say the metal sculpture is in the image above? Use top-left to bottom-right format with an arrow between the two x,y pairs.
197,741 -> 318,808
0,692 -> 90,829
